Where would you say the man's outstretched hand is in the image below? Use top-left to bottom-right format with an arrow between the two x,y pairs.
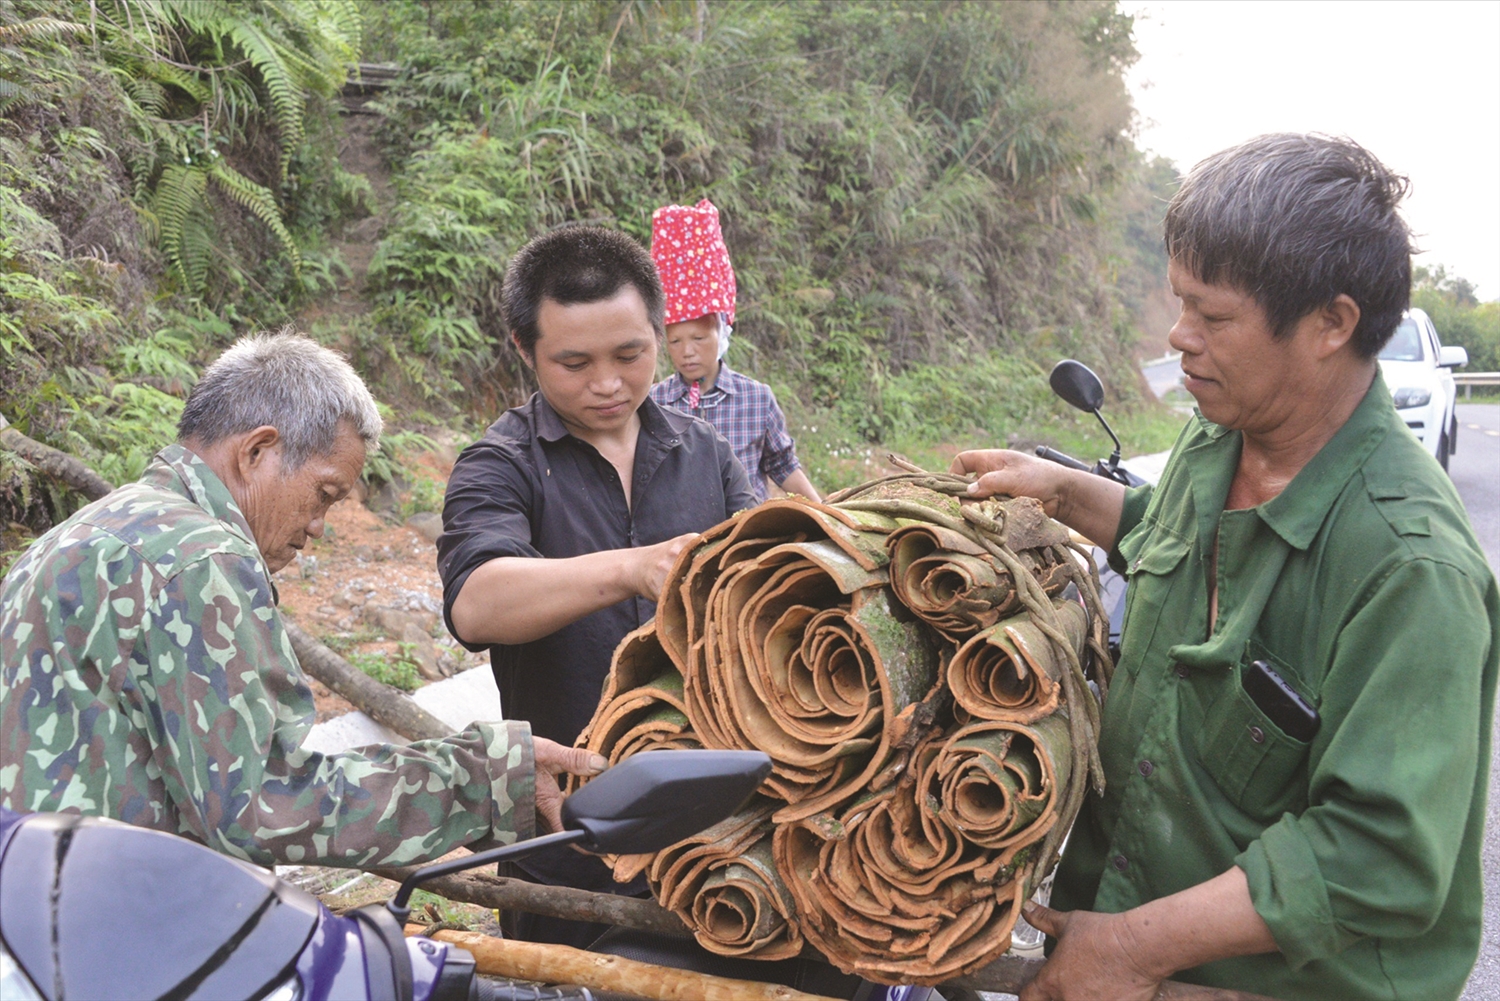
533,738 -> 608,833
950,448 -> 1067,513
951,448 -> 1127,552
1018,903 -> 1165,1001
628,532 -> 698,602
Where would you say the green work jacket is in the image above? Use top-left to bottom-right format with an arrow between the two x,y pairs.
1051,372 -> 1497,1000
1,445 -> 537,868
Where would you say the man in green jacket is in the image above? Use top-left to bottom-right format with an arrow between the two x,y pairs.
956,134 -> 1496,1000
1,332 -> 602,868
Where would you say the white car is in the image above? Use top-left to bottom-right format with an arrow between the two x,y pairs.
1378,307 -> 1468,470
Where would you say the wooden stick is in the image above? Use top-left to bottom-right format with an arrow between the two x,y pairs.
283,619 -> 451,742
388,870 -> 1277,1000
372,867 -> 694,939
0,414 -> 115,501
404,926 -> 841,1001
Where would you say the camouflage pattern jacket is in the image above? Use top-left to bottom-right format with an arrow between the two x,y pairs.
0,445 -> 536,868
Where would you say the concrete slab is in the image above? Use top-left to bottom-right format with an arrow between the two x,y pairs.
303,664 -> 502,754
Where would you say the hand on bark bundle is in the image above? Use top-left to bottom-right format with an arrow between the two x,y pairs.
1018,903 -> 1164,1001
533,738 -> 608,832
629,532 -> 699,601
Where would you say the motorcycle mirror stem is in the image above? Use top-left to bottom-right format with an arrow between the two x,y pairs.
386,749 -> 772,923
1048,359 -> 1125,478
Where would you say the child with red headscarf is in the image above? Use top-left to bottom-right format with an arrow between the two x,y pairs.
647,199 -> 820,502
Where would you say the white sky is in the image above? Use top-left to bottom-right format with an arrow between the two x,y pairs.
1123,0 -> 1500,299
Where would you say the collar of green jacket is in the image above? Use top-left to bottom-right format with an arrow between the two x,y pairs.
145,443 -> 271,582
1179,368 -> 1394,553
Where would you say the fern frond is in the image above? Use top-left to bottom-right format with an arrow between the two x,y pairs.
0,17 -> 91,43
153,163 -> 209,288
208,161 -> 300,271
0,78 -> 33,117
179,203 -> 213,292
138,58 -> 211,103
313,0 -> 362,58
217,17 -> 305,176
125,76 -> 169,116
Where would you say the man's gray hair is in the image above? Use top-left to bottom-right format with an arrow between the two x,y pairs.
1164,133 -> 1413,357
177,329 -> 382,467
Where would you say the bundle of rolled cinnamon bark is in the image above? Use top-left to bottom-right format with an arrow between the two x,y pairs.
569,470 -> 1111,985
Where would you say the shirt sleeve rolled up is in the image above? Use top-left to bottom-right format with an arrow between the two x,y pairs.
758,390 -> 802,486
437,441 -> 543,652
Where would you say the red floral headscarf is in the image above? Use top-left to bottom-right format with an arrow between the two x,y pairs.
650,199 -> 737,327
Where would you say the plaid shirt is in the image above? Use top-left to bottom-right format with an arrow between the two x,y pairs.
650,363 -> 801,502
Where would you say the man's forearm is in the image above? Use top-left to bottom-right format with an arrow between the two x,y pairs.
450,551 -> 639,645
1054,468 -> 1127,551
778,467 -> 820,501
1125,867 -> 1279,979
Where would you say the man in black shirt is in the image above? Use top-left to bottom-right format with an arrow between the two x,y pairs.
438,226 -> 756,945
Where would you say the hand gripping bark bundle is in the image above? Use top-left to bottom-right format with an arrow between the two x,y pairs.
568,465 -> 1113,985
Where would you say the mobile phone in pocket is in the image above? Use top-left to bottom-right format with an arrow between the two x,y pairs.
1242,659 -> 1320,742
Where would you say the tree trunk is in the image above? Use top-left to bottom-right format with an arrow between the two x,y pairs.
283,619 -> 450,742
0,414 -> 115,501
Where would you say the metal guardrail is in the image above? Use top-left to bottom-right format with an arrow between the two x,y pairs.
1455,372 -> 1500,399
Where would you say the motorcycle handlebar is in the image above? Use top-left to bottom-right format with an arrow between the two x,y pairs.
1034,445 -> 1092,472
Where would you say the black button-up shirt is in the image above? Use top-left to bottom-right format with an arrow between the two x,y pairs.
438,393 -> 756,746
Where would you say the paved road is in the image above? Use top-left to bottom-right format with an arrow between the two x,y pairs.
1456,404 -> 1500,1001
1140,355 -> 1183,399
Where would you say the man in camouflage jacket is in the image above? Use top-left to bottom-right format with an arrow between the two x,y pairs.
1,333 -> 601,868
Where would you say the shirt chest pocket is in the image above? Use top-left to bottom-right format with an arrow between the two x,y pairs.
1117,528 -> 1191,674
1192,650 -> 1313,820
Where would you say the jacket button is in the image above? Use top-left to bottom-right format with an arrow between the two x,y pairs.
1174,664 -> 1190,679
1248,725 -> 1266,744
1112,854 -> 1129,872
1138,760 -> 1154,777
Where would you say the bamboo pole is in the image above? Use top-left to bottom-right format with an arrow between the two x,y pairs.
404,926 -> 841,1001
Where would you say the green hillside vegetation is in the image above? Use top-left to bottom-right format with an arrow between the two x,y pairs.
5,0 -> 1200,555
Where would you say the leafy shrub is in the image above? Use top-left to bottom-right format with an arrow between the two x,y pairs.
1414,266 -> 1500,375
349,648 -> 422,692
399,475 -> 446,520
358,0 -> 1163,419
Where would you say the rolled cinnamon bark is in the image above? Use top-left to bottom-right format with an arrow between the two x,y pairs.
772,754 -> 1034,985
571,479 -> 1102,987
920,714 -> 1073,859
567,625 -> 699,797
947,599 -> 1088,723
649,802 -> 803,960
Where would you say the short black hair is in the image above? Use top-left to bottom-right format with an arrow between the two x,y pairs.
501,225 -> 664,356
1164,133 -> 1413,358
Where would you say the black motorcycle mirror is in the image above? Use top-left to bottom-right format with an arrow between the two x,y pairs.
1047,359 -> 1124,475
386,749 -> 772,921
